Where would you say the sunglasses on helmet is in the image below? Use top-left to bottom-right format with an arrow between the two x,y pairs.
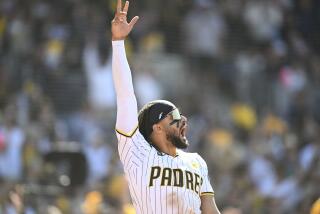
167,108 -> 182,126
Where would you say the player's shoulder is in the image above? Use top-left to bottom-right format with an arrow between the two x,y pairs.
178,150 -> 206,163
116,126 -> 149,144
116,126 -> 149,142
116,125 -> 139,138
177,149 -> 196,157
178,150 -> 209,171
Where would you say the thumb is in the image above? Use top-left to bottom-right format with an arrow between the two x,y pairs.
129,16 -> 139,28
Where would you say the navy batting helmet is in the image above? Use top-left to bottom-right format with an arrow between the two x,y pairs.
138,100 -> 178,142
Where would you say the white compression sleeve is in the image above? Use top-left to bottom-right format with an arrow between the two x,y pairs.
112,40 -> 138,134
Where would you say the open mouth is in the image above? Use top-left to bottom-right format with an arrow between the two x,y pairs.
180,125 -> 187,138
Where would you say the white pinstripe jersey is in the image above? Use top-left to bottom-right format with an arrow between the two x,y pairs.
116,127 -> 214,214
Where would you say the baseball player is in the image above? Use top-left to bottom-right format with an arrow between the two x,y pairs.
111,0 -> 220,213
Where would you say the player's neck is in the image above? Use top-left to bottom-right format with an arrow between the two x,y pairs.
163,143 -> 177,157
152,139 -> 177,157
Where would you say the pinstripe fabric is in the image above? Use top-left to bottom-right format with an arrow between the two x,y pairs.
116,129 -> 214,214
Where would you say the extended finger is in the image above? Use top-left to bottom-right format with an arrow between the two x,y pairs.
117,0 -> 122,13
123,1 -> 129,13
129,16 -> 139,28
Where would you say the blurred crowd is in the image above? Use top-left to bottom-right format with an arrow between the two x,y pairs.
0,0 -> 319,213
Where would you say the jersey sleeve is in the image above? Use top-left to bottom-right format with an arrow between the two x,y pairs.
116,129 -> 151,171
112,40 -> 152,170
197,154 -> 214,196
112,40 -> 138,135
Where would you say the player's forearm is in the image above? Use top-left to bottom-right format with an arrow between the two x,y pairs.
112,40 -> 138,132
112,40 -> 135,97
200,195 -> 221,214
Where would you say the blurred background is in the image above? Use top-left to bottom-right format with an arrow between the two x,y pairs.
0,0 -> 319,213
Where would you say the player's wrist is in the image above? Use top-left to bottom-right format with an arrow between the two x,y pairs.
112,36 -> 126,41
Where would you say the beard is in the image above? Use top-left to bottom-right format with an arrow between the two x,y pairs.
167,132 -> 189,149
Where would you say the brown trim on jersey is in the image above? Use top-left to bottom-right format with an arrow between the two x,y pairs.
201,192 -> 215,196
116,125 -> 139,138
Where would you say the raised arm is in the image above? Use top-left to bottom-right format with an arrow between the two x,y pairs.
111,0 -> 139,134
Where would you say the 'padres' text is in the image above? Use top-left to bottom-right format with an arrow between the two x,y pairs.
149,166 -> 203,195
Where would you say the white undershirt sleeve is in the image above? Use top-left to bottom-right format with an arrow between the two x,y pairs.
112,40 -> 138,135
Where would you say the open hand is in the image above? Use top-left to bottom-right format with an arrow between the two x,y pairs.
111,0 -> 139,41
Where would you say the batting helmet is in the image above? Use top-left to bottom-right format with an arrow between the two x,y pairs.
138,100 -> 177,142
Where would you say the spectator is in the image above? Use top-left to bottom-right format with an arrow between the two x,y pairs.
83,130 -> 112,186
243,0 -> 284,43
83,36 -> 115,111
0,103 -> 25,181
182,0 -> 226,74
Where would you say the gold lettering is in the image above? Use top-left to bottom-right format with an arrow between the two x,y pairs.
149,167 -> 203,195
185,171 -> 194,191
149,166 -> 161,187
194,173 -> 201,195
173,169 -> 183,187
161,168 -> 172,186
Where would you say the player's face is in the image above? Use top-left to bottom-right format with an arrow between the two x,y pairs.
163,109 -> 189,149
